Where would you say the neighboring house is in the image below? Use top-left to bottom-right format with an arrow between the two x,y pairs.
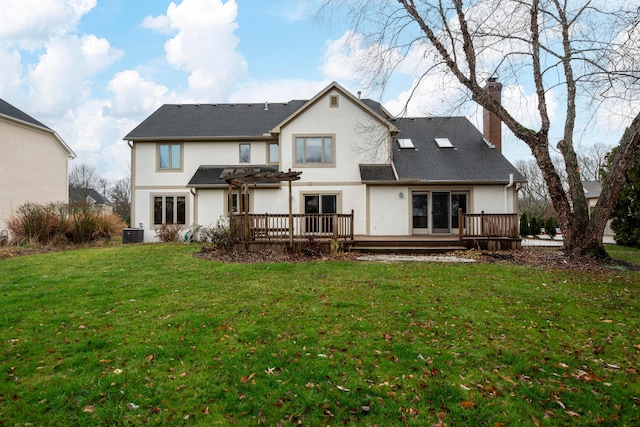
582,180 -> 614,238
0,98 -> 76,231
125,81 -> 525,243
69,186 -> 114,214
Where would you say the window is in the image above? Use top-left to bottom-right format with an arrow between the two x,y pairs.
434,137 -> 454,148
295,136 -> 334,165
153,195 -> 186,225
239,143 -> 251,163
227,192 -> 250,213
451,193 -> 468,229
268,143 -> 279,163
398,139 -> 415,149
330,95 -> 339,108
158,143 -> 182,170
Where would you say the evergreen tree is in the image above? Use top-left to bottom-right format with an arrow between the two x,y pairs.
519,212 -> 530,237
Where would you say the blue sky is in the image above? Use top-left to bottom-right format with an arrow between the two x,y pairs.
0,0 -> 629,181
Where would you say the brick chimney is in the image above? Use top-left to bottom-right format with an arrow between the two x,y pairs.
483,77 -> 503,152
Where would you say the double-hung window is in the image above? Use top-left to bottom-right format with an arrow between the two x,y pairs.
158,143 -> 182,170
295,136 -> 334,166
153,195 -> 186,225
239,143 -> 251,163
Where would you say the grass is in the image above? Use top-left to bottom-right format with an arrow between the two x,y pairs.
0,243 -> 639,426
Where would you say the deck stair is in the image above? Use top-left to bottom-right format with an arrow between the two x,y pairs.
348,237 -> 467,254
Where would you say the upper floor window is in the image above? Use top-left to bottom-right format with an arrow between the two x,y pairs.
268,143 -> 279,164
158,143 -> 182,170
295,136 -> 334,166
239,143 -> 251,163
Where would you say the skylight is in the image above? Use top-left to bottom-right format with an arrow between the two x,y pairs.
397,138 -> 415,149
434,137 -> 454,148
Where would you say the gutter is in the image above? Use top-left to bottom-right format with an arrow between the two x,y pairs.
503,173 -> 514,213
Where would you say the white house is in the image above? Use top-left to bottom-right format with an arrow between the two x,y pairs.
125,81 -> 525,243
0,98 -> 76,232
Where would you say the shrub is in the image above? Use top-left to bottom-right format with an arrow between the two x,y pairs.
155,223 -> 183,242
7,202 -> 65,245
209,216 -> 237,251
7,202 -> 124,246
544,217 -> 558,238
519,212 -> 530,236
529,215 -> 542,237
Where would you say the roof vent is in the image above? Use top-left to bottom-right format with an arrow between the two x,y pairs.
264,101 -> 269,111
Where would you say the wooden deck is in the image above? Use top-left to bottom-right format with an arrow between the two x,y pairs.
232,212 -> 521,253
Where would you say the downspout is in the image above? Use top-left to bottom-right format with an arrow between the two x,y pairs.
503,173 -> 514,213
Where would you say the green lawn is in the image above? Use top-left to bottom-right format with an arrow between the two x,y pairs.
1,244 -> 639,426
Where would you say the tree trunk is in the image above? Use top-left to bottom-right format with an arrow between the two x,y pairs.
581,111 -> 640,257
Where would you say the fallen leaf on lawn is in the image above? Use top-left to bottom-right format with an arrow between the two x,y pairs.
145,355 -> 154,361
601,319 -> 613,323
240,373 -> 255,383
83,405 -> 95,413
460,401 -> 476,408
305,382 -> 315,388
113,369 -> 122,374
565,411 -> 580,417
127,403 -> 139,410
337,385 -> 350,392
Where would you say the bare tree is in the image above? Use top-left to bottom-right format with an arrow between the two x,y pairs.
577,143 -> 612,182
320,0 -> 640,257
69,163 -> 102,203
109,176 -> 131,225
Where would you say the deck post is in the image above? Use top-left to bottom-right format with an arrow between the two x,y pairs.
288,177 -> 293,248
458,208 -> 463,241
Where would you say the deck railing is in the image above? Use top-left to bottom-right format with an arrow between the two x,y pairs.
233,211 -> 354,241
459,211 -> 519,239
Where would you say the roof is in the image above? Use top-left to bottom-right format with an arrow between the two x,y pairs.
359,165 -> 396,182
69,187 -> 112,205
582,181 -> 602,199
125,101 -> 306,140
0,98 -> 50,129
124,82 -> 394,141
383,117 -> 526,184
187,165 -> 283,188
0,98 -> 76,158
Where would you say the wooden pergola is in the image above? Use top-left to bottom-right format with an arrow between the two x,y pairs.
222,168 -> 302,247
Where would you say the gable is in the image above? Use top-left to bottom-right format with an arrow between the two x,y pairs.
0,99 -> 75,159
270,81 -> 398,134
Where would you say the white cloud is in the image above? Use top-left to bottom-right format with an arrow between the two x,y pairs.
26,35 -> 122,115
144,0 -> 247,100
0,0 -> 96,47
108,70 -> 169,117
0,48 -> 23,100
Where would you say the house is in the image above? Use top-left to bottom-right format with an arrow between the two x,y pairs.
69,186 -> 114,214
124,81 -> 525,245
582,181 -> 614,238
0,98 -> 76,231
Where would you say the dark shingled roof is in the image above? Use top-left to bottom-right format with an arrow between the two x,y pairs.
359,165 -> 396,182
187,165 -> 282,188
0,98 -> 50,129
69,187 -> 112,205
125,101 -> 304,140
124,98 -> 390,140
388,117 -> 526,183
582,181 -> 602,199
